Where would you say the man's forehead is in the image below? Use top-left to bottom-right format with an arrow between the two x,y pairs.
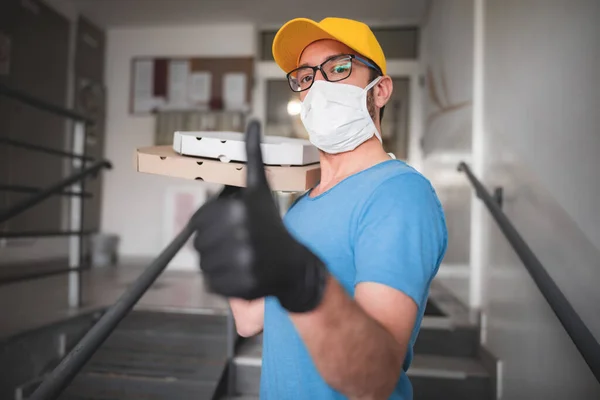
297,39 -> 357,67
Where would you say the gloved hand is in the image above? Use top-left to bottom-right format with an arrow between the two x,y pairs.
191,121 -> 328,313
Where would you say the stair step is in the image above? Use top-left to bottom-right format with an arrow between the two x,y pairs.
414,316 -> 479,357
235,333 -> 263,358
58,372 -> 219,400
411,367 -> 493,399
230,325 -> 478,361
84,347 -> 227,381
231,318 -> 479,361
232,359 -> 262,396
409,354 -> 489,378
231,351 -> 492,399
101,329 -> 228,357
410,355 -> 493,400
20,311 -> 231,400
231,318 -> 478,361
116,310 -> 228,336
424,300 -> 445,316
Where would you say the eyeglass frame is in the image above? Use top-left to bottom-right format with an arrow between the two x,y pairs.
286,53 -> 383,92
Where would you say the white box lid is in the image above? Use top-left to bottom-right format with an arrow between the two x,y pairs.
173,131 -> 319,166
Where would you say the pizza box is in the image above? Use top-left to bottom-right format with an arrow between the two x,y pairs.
173,131 -> 320,166
135,145 -> 321,192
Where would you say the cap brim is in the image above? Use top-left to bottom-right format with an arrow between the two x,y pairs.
272,18 -> 338,73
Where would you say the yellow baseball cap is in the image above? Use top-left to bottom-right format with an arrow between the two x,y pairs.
272,17 -> 387,76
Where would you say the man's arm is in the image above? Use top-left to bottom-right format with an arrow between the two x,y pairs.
229,298 -> 265,337
291,277 -> 417,399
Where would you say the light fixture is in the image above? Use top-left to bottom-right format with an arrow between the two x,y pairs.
287,99 -> 302,116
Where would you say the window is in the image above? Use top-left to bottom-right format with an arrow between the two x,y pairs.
265,80 -> 307,139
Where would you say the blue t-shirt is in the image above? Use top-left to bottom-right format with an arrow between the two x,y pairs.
260,159 -> 448,400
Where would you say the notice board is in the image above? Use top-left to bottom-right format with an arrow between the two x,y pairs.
130,56 -> 254,114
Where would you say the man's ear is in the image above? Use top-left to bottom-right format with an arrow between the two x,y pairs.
374,76 -> 393,109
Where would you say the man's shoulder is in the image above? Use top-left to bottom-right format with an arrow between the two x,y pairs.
358,160 -> 435,200
373,159 -> 427,181
357,161 -> 444,227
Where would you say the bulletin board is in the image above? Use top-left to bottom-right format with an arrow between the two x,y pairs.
130,56 -> 254,115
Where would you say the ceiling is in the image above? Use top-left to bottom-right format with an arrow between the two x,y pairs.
63,0 -> 428,28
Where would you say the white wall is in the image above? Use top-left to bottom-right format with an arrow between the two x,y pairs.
420,0 -> 600,396
101,24 -> 255,260
484,0 -> 600,251
419,0 -> 475,305
481,0 -> 600,398
419,0 -> 474,156
483,152 -> 600,400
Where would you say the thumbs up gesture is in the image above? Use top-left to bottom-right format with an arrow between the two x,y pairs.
192,121 -> 328,313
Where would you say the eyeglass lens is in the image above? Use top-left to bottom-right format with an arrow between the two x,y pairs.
288,55 -> 353,92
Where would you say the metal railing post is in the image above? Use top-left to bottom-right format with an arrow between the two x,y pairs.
68,121 -> 86,308
226,310 -> 236,397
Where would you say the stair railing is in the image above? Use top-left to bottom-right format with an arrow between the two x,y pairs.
458,161 -> 600,384
0,83 -> 111,307
27,185 -> 235,400
0,160 -> 112,225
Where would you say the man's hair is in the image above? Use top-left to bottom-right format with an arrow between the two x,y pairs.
368,62 -> 385,122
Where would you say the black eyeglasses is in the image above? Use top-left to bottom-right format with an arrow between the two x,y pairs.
286,54 -> 381,92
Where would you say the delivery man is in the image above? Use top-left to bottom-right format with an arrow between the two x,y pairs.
192,17 -> 448,399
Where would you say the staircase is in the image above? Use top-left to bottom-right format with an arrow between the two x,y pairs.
11,284 -> 496,400
226,283 -> 497,400
15,310 -> 230,400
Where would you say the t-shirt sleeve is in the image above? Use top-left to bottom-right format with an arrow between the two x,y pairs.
353,173 -> 448,306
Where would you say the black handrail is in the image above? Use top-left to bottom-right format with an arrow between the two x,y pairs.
0,265 -> 91,286
458,162 -> 600,384
28,220 -> 196,400
0,184 -> 92,198
0,230 -> 93,239
0,83 -> 93,124
0,160 -> 111,225
0,137 -> 95,162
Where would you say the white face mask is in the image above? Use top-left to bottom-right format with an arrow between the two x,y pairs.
300,76 -> 382,154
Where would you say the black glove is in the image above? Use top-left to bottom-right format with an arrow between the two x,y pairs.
191,120 -> 328,313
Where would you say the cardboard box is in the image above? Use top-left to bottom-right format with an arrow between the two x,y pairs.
136,146 -> 321,192
173,131 -> 320,166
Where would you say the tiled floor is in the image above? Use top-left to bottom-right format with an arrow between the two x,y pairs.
0,260 -> 229,339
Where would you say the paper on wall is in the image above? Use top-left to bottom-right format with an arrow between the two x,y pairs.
223,72 -> 247,111
133,59 -> 154,113
167,60 -> 190,108
188,71 -> 212,104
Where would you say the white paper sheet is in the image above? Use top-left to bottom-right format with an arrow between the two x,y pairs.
188,71 -> 212,103
168,60 -> 190,108
133,59 -> 154,113
223,72 -> 247,111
